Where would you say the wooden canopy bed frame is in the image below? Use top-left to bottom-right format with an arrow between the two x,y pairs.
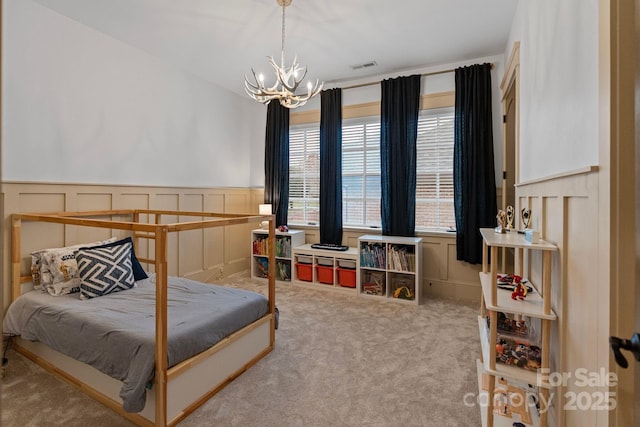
10,209 -> 277,427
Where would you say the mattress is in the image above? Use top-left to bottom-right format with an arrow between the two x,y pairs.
3,273 -> 270,412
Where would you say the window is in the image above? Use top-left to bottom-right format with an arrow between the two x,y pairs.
415,107 -> 455,230
288,104 -> 455,231
289,126 -> 320,224
342,118 -> 381,227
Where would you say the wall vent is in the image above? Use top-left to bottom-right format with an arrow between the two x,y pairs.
350,61 -> 378,70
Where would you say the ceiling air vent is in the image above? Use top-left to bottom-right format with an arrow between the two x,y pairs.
350,61 -> 378,70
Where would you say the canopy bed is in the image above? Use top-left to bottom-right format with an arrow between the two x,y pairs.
5,209 -> 277,426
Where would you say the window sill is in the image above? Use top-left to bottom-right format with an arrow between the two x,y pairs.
288,223 -> 457,239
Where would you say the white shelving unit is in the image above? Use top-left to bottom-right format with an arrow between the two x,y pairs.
291,244 -> 359,294
251,229 -> 305,282
478,228 -> 557,427
357,235 -> 422,305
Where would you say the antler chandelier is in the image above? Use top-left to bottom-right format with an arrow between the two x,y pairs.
244,0 -> 322,108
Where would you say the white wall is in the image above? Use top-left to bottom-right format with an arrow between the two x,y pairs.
2,0 -> 266,188
295,54 -> 506,186
507,0 -> 599,182
506,2 -> 608,426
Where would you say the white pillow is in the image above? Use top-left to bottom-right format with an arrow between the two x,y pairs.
30,237 -> 118,296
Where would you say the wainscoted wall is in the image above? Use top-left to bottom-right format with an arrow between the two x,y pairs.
1,182 -> 264,312
516,167 -> 601,427
2,182 -> 484,314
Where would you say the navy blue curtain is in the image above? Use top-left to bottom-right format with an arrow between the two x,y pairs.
454,63 -> 497,264
264,101 -> 290,226
319,89 -> 343,244
380,75 -> 421,237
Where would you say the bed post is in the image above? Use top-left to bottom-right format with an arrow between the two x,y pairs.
268,219 -> 276,345
154,225 -> 169,427
11,216 -> 21,301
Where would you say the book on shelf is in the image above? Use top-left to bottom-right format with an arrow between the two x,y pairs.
360,243 -> 386,269
387,245 -> 415,272
276,260 -> 290,281
275,236 -> 291,258
252,236 -> 268,256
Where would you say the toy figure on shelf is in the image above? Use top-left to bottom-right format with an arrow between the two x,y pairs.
511,282 -> 528,301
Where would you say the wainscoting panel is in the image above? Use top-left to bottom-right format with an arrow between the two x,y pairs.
1,183 -> 262,312
224,192 -> 253,274
422,241 -> 443,280
154,194 -> 180,276
516,168 -> 600,427
204,193 -> 225,274
15,191 -> 66,271
179,194 -> 205,277
74,193 -> 114,243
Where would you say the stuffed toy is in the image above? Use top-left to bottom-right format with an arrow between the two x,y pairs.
511,282 -> 528,301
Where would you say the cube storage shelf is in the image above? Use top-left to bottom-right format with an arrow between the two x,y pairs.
477,228 -> 558,427
357,235 -> 422,305
251,229 -> 305,282
291,244 -> 359,294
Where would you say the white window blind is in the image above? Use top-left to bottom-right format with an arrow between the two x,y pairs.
415,107 -> 455,230
289,125 -> 320,224
342,117 -> 381,227
288,105 -> 455,231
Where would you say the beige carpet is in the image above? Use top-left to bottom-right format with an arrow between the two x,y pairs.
1,272 -> 481,426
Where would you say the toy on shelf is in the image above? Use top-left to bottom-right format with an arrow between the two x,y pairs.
393,286 -> 414,300
487,311 -> 530,337
496,335 -> 541,372
511,282 -> 528,301
497,273 -> 533,293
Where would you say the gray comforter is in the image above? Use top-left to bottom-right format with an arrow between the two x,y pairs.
2,273 -> 270,412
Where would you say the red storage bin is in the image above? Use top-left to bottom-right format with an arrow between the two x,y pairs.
315,265 -> 334,284
296,263 -> 313,282
337,267 -> 356,288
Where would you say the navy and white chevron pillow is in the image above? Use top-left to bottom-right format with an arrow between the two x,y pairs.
76,241 -> 135,299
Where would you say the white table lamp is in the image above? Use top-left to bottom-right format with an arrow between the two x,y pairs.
259,204 -> 272,229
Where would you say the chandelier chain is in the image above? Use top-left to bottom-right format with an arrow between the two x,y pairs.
281,2 -> 285,66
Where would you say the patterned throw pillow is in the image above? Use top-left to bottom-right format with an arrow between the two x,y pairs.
31,237 -> 117,295
76,241 -> 135,299
85,237 -> 148,281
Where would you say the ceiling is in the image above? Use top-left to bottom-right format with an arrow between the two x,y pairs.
33,0 -> 518,97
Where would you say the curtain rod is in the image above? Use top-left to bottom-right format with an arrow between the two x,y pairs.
333,63 -> 494,91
